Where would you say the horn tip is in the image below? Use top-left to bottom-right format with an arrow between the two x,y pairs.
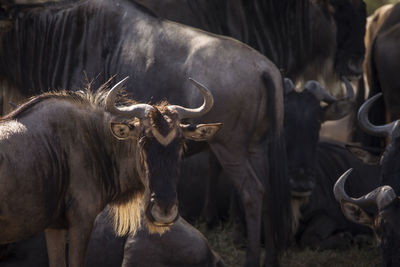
120,76 -> 130,83
333,168 -> 353,201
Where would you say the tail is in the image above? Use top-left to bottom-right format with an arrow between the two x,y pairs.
262,72 -> 291,260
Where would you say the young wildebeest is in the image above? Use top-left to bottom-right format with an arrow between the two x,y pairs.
0,78 -> 221,267
0,208 -> 225,267
334,93 -> 400,266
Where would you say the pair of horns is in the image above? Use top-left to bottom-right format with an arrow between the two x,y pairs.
334,169 -> 396,211
106,77 -> 214,119
284,76 -> 354,103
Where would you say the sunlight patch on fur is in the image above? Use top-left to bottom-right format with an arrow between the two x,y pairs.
109,192 -> 144,236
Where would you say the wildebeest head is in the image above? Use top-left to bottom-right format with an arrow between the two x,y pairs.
106,77 -> 222,234
284,77 -> 354,197
334,169 -> 400,267
336,93 -> 400,266
328,0 -> 367,78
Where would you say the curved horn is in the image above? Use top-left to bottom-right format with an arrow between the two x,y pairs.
341,76 -> 355,99
167,78 -> 214,119
106,77 -> 154,119
284,78 -> 294,95
304,80 -> 337,103
358,93 -> 396,137
334,168 -> 397,211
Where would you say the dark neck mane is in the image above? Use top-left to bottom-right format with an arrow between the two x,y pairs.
0,0 -> 151,95
182,0 -> 327,79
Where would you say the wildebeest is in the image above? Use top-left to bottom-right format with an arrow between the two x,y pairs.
273,79 -> 380,248
296,140 -> 379,249
0,1 -> 291,266
121,217 -> 225,267
334,168 -> 398,267
204,78 -> 369,248
0,78 -> 221,267
364,4 -> 394,91
358,3 -> 400,149
283,78 -> 355,196
201,78 -> 355,228
136,0 -> 367,92
0,208 -> 225,267
334,93 -> 400,266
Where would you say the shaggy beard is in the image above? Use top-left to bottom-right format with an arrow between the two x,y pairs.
109,191 -> 172,236
109,191 -> 144,236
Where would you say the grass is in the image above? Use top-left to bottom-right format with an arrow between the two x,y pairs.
197,222 -> 382,267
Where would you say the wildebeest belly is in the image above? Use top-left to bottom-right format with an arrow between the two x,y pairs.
0,134 -> 66,243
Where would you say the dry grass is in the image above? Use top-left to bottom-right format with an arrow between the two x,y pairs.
197,223 -> 382,267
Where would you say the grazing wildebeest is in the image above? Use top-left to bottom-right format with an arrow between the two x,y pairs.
0,1 -> 291,266
0,78 -> 221,267
0,209 -> 225,267
136,0 -> 367,92
335,93 -> 400,266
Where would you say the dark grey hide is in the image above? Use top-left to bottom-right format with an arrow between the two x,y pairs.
296,140 -> 379,250
0,1 -> 291,266
0,210 -> 225,267
335,94 -> 400,266
284,78 -> 355,196
136,0 -> 367,90
190,79 -> 363,250
0,81 -> 220,267
359,3 -> 400,150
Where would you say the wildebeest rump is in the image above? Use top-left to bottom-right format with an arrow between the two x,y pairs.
136,0 -> 367,91
0,209 -> 225,267
0,1 -> 291,266
0,79 -> 221,267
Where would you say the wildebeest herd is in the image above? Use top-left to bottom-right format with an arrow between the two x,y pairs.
0,0 -> 399,266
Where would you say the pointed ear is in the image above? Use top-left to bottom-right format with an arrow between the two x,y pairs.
322,100 -> 354,121
340,201 -> 374,227
181,123 -> 222,141
110,121 -> 139,140
345,145 -> 381,165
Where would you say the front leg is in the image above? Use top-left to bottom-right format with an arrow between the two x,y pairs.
67,210 -> 98,267
45,228 -> 67,267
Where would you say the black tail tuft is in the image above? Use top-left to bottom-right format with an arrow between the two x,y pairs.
261,72 -> 292,260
